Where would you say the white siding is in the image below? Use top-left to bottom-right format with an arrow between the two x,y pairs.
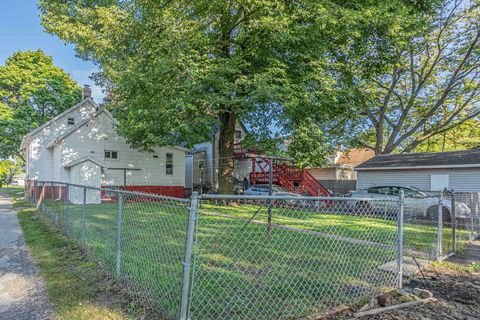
69,160 -> 102,204
308,168 -> 337,180
26,100 -> 97,181
357,168 -> 480,192
60,111 -> 185,187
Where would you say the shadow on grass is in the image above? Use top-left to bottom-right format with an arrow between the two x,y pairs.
17,207 -> 137,320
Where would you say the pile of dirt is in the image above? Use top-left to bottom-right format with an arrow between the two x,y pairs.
332,262 -> 480,320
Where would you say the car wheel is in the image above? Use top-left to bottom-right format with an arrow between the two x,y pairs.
426,205 -> 451,223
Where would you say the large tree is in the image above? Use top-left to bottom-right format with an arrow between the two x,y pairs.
40,0 -> 431,192
350,0 -> 480,154
0,50 -> 81,160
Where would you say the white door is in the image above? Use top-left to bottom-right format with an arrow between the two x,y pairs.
430,174 -> 449,191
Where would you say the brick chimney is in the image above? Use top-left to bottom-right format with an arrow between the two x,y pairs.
82,84 -> 92,100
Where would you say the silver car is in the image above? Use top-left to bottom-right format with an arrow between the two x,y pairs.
244,184 -> 301,197
350,186 -> 470,220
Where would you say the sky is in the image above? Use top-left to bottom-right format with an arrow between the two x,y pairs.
0,0 -> 104,102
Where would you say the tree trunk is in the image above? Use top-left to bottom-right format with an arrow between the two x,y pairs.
374,121 -> 384,154
218,112 -> 237,194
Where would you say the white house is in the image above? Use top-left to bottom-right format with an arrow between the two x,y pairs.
21,86 -> 186,202
355,149 -> 480,192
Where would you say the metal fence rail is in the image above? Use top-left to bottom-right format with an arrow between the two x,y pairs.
24,180 -> 480,320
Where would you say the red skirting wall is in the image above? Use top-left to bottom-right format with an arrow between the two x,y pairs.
102,186 -> 185,198
30,186 -> 68,201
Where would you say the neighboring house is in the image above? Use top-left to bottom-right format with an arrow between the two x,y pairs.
356,149 -> 480,192
308,148 -> 375,181
185,122 -> 251,194
307,148 -> 374,194
12,173 -> 26,186
21,85 -> 186,202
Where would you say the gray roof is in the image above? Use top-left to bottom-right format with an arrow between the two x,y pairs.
356,149 -> 480,170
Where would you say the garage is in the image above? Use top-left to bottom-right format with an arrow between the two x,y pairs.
355,149 -> 480,192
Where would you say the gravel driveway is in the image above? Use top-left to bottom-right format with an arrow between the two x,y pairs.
0,191 -> 54,319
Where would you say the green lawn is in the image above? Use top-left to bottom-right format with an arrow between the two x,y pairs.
38,197 -> 470,320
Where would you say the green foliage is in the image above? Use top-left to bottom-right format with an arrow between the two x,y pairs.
287,119 -> 332,168
0,159 -> 20,187
39,0 -> 437,192
0,50 -> 81,159
414,119 -> 480,152
347,0 -> 480,154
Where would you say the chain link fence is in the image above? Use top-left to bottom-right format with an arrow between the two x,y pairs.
25,180 -> 480,320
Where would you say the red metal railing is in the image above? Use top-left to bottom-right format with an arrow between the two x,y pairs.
249,158 -> 331,197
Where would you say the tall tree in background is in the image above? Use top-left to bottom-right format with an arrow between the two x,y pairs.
40,0 -> 431,192
415,119 -> 480,152
0,50 -> 81,160
351,0 -> 480,154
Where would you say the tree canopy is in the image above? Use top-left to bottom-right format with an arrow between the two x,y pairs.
0,50 -> 81,160
348,0 -> 480,154
40,0 -> 437,191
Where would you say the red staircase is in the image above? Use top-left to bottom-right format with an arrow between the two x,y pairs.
249,157 -> 331,197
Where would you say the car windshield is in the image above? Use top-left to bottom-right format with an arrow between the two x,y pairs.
405,186 -> 428,197
253,185 -> 287,192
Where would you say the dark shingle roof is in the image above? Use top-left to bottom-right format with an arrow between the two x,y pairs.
356,149 -> 480,170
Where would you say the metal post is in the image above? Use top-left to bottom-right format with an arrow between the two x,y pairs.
396,190 -> 404,289
179,192 -> 199,320
81,187 -> 87,245
451,190 -> 456,254
267,157 -> 273,235
41,182 -> 45,213
64,184 -> 69,233
436,195 -> 443,260
470,193 -> 474,242
33,180 -> 37,206
52,182 -> 58,225
116,193 -> 123,277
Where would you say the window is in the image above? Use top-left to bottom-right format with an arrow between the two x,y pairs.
67,117 -> 75,125
401,187 -> 419,198
367,187 -> 390,195
105,150 -> 118,159
235,130 -> 242,140
166,153 -> 173,175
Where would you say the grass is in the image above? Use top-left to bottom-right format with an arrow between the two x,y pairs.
35,196 -> 472,319
1,189 -> 135,320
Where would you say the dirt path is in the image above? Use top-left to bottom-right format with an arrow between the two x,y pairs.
334,240 -> 480,320
0,191 -> 54,319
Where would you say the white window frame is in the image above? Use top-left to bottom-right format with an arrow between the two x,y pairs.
105,150 -> 119,160
166,153 -> 173,175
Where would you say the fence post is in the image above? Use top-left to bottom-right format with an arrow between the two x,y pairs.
64,184 -> 69,234
116,193 -> 123,277
179,192 -> 199,320
41,182 -> 45,213
451,190 -> 456,254
396,190 -> 404,289
436,195 -> 443,260
82,187 -> 87,245
33,180 -> 37,206
470,193 -> 474,242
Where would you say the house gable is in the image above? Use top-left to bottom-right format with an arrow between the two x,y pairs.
23,99 -> 98,180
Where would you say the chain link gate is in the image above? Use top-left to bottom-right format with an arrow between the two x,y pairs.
25,181 -> 479,320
